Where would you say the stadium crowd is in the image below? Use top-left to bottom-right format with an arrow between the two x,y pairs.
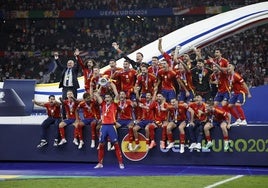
0,18 -> 267,86
0,0 -> 267,85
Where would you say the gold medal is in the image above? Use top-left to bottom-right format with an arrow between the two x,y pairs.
104,103 -> 110,117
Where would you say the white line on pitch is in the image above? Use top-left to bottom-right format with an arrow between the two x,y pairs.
204,175 -> 244,188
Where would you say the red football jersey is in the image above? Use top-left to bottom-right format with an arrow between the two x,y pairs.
103,67 -> 123,90
117,99 -> 133,120
189,102 -> 207,122
148,65 -> 161,77
158,69 -> 177,90
101,101 -> 118,124
176,70 -> 195,91
169,103 -> 188,121
152,101 -> 169,122
163,52 -> 177,69
229,72 -> 247,94
77,56 -> 93,91
210,71 -> 230,93
135,73 -> 157,95
206,57 -> 229,68
117,69 -> 137,95
44,102 -> 61,118
211,106 -> 229,122
78,99 -> 99,119
139,98 -> 156,121
63,100 -> 79,119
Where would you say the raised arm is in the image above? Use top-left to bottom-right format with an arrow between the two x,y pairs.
59,97 -> 64,104
174,45 -> 191,72
74,49 -> 85,69
93,90 -> 103,104
158,38 -> 165,55
152,82 -> 158,101
176,77 -> 190,96
32,99 -> 45,107
53,51 -> 64,69
208,56 -> 225,72
109,82 -> 119,102
112,42 -> 137,70
173,45 -> 179,63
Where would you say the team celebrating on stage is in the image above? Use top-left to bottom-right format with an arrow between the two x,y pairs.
34,39 -> 252,169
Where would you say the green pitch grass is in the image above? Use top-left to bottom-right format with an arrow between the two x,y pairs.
0,175 -> 267,188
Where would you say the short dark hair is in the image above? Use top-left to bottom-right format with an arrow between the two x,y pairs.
140,62 -> 149,68
49,95 -> 55,99
137,52 -> 144,57
93,65 -> 100,69
124,59 -> 130,63
197,59 -> 205,63
105,91 -> 114,98
83,92 -> 90,99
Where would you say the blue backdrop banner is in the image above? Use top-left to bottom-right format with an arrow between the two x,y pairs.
0,125 -> 267,166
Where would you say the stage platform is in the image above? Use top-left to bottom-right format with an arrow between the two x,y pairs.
0,123 -> 267,167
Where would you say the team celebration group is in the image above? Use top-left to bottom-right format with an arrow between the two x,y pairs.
32,39 -> 252,169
